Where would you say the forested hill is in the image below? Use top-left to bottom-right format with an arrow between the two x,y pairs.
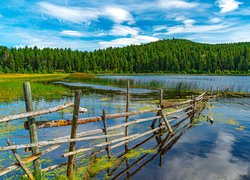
0,39 -> 250,74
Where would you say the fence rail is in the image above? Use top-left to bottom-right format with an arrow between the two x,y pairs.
0,81 -> 213,180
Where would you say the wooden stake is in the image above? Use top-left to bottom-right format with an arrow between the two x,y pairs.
125,80 -> 130,151
23,82 -> 41,179
102,110 -> 111,158
67,90 -> 81,180
7,139 -> 34,180
160,89 -> 163,106
159,110 -> 173,133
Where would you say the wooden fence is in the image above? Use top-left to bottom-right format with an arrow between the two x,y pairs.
0,81 -> 213,179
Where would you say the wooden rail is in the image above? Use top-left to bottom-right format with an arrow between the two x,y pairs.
0,81 -> 210,180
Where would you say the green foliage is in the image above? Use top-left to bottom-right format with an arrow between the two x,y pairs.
0,39 -> 250,74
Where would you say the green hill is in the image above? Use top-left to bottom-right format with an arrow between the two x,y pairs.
0,39 -> 250,74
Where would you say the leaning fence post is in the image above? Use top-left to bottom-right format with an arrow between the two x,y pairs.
159,109 -> 173,133
151,89 -> 163,129
67,90 -> 81,180
23,82 -> 41,179
102,109 -> 111,158
125,80 -> 130,152
190,95 -> 195,123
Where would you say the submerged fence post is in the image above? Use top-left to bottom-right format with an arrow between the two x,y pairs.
102,109 -> 111,158
67,90 -> 81,180
125,80 -> 130,152
23,82 -> 42,179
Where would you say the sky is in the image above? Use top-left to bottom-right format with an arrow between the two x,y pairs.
0,0 -> 249,51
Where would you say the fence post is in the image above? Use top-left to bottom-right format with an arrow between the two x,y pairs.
23,82 -> 42,179
160,89 -> 163,106
102,109 -> 111,158
67,90 -> 81,180
125,80 -> 130,152
190,95 -> 195,123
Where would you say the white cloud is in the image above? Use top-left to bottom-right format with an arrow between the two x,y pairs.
209,17 -> 222,23
60,30 -> 85,37
38,1 -> 99,23
183,19 -> 196,27
159,0 -> 199,9
99,35 -> 159,48
38,1 -> 134,24
159,132 -> 250,180
167,24 -> 228,35
153,25 -> 168,32
102,6 -> 134,24
109,25 -> 139,36
216,0 -> 243,13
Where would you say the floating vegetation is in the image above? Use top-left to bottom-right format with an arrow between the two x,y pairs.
137,105 -> 153,111
123,148 -> 157,160
235,126 -> 246,131
0,122 -> 20,137
100,97 -> 111,101
226,119 -> 239,126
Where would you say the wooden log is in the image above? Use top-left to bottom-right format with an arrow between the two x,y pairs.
0,133 -> 124,151
0,106 -> 193,151
31,108 -> 161,129
43,162 -> 68,172
0,145 -> 60,176
67,90 -> 81,179
102,110 -> 111,158
7,139 -> 35,180
23,82 -> 42,179
50,105 -> 191,141
62,134 -> 139,157
31,103 -> 190,130
0,102 -> 74,123
160,110 -> 173,133
62,122 -> 169,158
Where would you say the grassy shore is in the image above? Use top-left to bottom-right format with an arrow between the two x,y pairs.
0,74 -> 70,102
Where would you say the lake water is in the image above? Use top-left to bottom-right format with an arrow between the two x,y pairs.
0,75 -> 249,180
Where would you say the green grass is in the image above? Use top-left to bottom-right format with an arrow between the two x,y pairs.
0,74 -> 70,102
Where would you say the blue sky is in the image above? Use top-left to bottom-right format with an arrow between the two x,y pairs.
0,0 -> 249,51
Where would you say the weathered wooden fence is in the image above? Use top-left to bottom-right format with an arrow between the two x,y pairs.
0,81 -> 213,179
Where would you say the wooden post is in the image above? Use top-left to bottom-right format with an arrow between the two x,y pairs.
125,80 -> 130,152
151,89 -> 163,129
190,95 -> 195,123
23,82 -> 41,179
102,110 -> 111,158
159,110 -> 173,133
7,139 -> 35,180
67,90 -> 81,180
160,89 -> 163,106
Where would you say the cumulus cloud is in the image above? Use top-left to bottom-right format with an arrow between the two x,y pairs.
216,0 -> 243,13
209,17 -> 222,23
60,30 -> 85,37
99,35 -> 159,48
102,6 -> 134,24
159,132 -> 250,180
38,1 -> 134,24
38,1 -> 99,23
159,0 -> 199,9
166,23 -> 229,35
109,25 -> 140,36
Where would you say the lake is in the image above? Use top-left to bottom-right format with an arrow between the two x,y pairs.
0,75 -> 249,180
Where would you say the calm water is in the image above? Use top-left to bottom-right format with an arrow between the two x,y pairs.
99,75 -> 250,92
0,75 -> 250,180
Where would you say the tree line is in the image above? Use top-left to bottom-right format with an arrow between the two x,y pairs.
0,39 -> 250,74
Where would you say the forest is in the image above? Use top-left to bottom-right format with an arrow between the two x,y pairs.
0,39 -> 250,74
